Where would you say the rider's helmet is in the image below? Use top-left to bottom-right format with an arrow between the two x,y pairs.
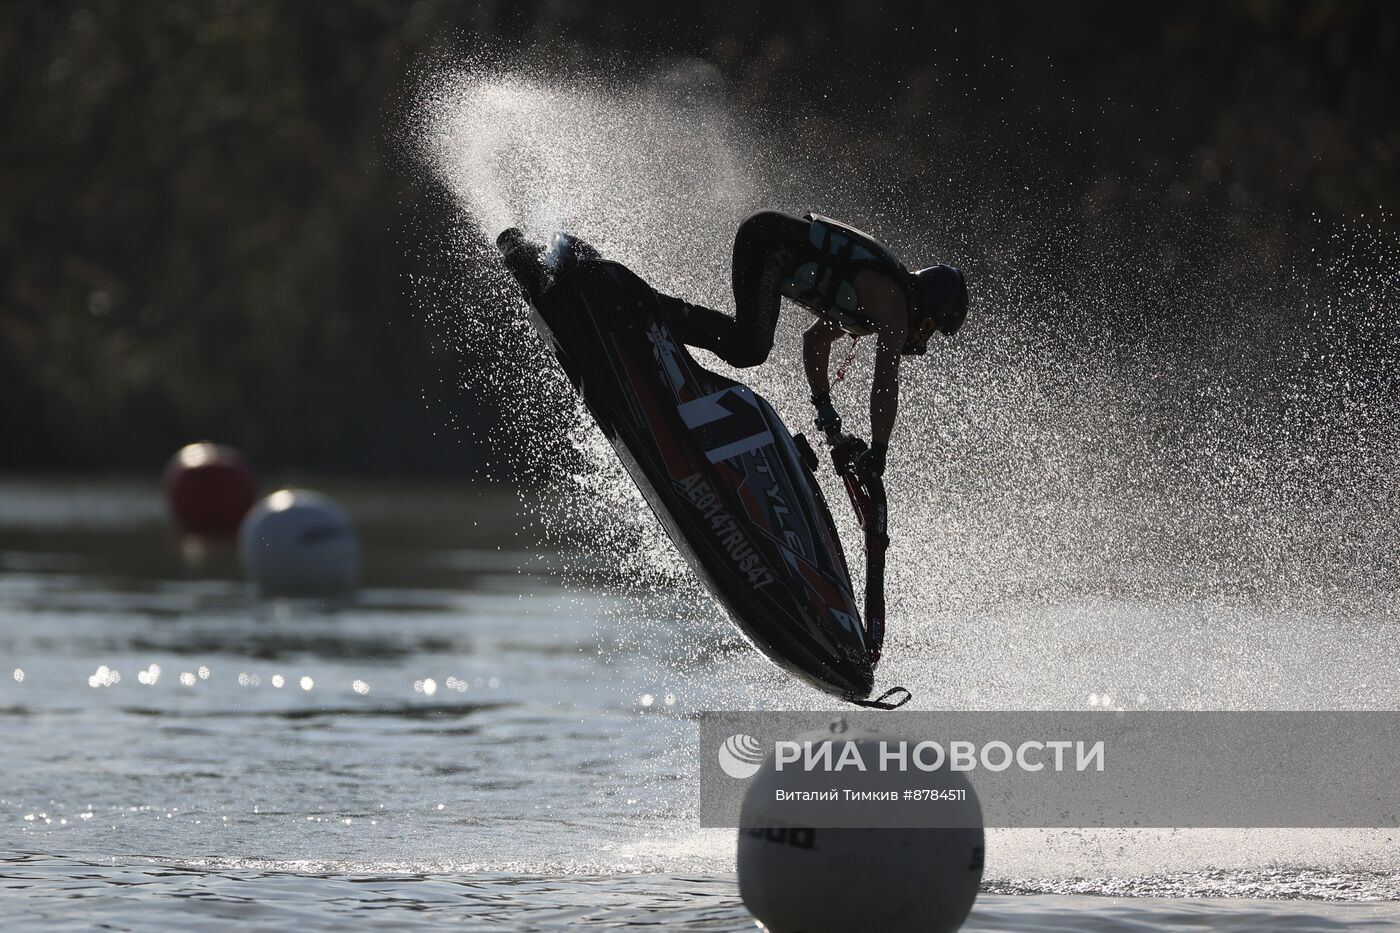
903,264 -> 969,354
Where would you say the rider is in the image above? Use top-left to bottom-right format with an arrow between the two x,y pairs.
654,210 -> 968,479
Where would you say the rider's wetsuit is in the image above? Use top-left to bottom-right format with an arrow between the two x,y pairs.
655,210 -> 914,368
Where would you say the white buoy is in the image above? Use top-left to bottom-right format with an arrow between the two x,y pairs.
238,488 -> 359,597
737,726 -> 984,933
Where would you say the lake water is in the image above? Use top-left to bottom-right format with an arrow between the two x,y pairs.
4,477 -> 1400,931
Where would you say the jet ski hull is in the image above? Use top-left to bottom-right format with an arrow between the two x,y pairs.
520,258 -> 874,700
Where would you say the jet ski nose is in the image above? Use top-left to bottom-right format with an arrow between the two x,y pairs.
545,232 -> 602,274
496,228 -> 549,299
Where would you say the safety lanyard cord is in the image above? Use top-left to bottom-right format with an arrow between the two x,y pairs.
833,334 -> 861,385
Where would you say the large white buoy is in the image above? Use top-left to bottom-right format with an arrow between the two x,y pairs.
238,488 -> 359,597
737,726 -> 984,933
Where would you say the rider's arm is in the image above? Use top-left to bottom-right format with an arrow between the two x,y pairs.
802,318 -> 844,399
856,271 -> 908,448
870,324 -> 904,446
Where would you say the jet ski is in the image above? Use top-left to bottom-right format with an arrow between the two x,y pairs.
497,229 -> 906,707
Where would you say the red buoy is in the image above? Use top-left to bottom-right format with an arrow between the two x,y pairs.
162,442 -> 257,538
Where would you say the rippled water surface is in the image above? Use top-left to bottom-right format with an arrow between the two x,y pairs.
4,478 -> 1400,931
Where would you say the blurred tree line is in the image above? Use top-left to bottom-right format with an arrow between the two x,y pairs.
1,0 -> 1394,472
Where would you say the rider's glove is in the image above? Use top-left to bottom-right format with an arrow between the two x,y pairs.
855,442 -> 888,480
811,392 -> 842,434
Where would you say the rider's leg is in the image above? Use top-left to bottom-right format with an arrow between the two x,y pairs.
724,210 -> 809,367
654,293 -> 738,359
656,211 -> 810,368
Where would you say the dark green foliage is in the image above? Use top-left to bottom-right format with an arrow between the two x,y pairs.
1,1 -> 1393,471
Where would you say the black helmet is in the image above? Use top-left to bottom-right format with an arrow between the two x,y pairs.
906,265 -> 969,352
